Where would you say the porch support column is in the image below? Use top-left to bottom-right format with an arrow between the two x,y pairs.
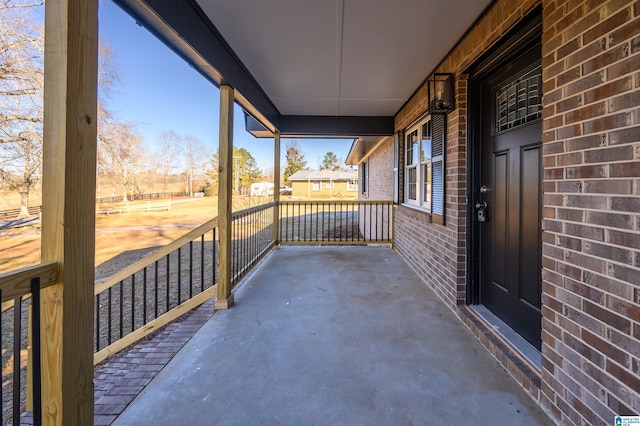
215,85 -> 235,309
41,0 -> 98,423
272,131 -> 281,245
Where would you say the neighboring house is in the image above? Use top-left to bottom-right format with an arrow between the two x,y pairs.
287,170 -> 358,198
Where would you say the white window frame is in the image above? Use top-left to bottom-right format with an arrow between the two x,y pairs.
347,179 -> 357,191
325,181 -> 334,189
312,181 -> 321,191
404,118 -> 432,211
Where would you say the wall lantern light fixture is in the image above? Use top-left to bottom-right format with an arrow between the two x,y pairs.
427,73 -> 454,114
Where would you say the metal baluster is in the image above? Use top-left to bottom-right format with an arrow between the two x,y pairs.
232,218 -> 236,281
230,219 -> 238,279
336,202 -> 339,240
340,202 -> 343,241
369,203 -> 373,242
327,201 -> 330,241
30,279 -> 42,426
189,241 -> 194,298
13,297 -> 21,426
154,261 -> 159,318
108,287 -> 113,345
119,281 -> 124,339
317,202 -> 321,242
131,274 -> 136,332
307,202 -> 311,242
143,267 -> 148,325
166,254 -> 170,312
200,235 -> 205,292
178,247 -> 182,304
96,293 -> 101,351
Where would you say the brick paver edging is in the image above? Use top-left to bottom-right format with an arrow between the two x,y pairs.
16,299 -> 212,425
17,302 -> 213,426
92,300 -> 214,425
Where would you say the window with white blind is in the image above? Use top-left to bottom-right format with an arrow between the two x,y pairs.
403,115 -> 445,224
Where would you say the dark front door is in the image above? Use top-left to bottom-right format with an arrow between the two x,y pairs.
477,45 -> 543,350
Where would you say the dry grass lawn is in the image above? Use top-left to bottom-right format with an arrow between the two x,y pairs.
0,196 -> 275,277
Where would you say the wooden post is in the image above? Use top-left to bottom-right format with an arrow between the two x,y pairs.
215,85 -> 234,310
41,0 -> 98,423
272,132 -> 281,245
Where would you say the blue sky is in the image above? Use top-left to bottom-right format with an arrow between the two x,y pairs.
98,0 -> 354,172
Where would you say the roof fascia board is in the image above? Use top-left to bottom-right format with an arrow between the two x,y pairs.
345,136 -> 390,165
113,0 -> 279,133
277,116 -> 394,138
114,1 -> 396,139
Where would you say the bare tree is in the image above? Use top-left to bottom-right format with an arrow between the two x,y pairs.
0,1 -> 125,215
0,0 -> 44,217
183,135 -> 208,196
97,105 -> 145,201
158,130 -> 183,193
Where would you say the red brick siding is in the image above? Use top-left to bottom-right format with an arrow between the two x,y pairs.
394,205 -> 461,306
541,0 -> 640,424
393,0 -> 543,312
357,137 -> 394,240
361,0 -> 639,424
390,0 -> 548,412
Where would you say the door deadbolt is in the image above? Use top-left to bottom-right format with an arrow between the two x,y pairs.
475,202 -> 488,222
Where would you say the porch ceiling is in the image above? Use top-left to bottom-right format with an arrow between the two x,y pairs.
114,0 -> 492,137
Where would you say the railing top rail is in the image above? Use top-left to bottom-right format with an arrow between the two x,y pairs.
95,216 -> 218,294
232,202 -> 276,219
0,261 -> 59,304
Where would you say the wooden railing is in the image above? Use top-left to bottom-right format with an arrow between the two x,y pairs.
94,218 -> 219,363
278,200 -> 393,245
93,202 -> 277,363
0,262 -> 59,424
0,206 -> 41,221
0,200 -> 392,422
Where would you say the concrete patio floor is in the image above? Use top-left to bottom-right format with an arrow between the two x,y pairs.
113,246 -> 553,425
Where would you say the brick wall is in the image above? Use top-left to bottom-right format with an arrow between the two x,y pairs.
357,137 -> 393,240
360,0 -> 639,424
358,137 -> 394,201
393,0 -> 541,309
541,0 -> 640,423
